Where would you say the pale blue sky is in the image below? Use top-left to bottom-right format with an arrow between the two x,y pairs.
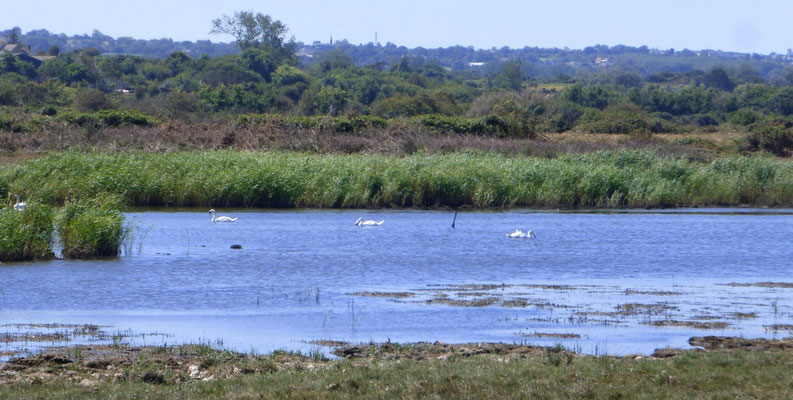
4,0 -> 792,53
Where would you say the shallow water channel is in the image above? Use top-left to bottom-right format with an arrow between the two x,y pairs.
2,209 -> 793,356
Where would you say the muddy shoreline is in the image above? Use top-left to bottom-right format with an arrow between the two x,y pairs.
1,336 -> 790,386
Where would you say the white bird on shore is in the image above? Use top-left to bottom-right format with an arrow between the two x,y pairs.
506,229 -> 535,239
209,209 -> 237,223
13,195 -> 27,211
355,217 -> 383,226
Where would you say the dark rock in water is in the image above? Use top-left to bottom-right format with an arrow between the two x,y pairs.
230,244 -> 242,249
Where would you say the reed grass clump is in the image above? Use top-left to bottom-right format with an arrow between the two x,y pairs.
55,196 -> 126,259
0,202 -> 55,262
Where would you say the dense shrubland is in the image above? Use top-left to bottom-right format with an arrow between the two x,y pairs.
3,18 -> 793,157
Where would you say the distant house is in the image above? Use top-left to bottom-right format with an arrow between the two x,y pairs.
0,42 -> 55,67
594,57 -> 609,67
468,62 -> 485,67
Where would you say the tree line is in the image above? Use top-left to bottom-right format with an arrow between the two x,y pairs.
2,12 -> 793,155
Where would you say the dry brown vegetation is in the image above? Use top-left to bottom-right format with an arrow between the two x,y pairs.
0,119 -> 727,160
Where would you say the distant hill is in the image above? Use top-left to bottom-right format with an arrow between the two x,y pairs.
3,28 -> 238,58
4,28 -> 793,79
300,40 -> 793,80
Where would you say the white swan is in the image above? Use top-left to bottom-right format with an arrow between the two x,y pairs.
506,229 -> 535,238
209,209 -> 237,223
355,217 -> 383,226
13,194 -> 27,211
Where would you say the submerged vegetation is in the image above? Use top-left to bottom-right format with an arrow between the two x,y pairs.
2,150 -> 792,209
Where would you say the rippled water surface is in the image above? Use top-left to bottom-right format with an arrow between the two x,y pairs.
2,209 -> 793,356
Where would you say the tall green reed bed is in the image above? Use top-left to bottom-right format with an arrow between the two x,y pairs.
2,150 -> 793,209
0,202 -> 55,261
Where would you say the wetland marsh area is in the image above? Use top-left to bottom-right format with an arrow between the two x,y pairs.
7,4 -> 793,397
3,208 -> 793,398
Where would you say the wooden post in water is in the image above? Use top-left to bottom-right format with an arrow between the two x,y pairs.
452,212 -> 458,229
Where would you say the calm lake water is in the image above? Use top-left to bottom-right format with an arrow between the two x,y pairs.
2,209 -> 793,356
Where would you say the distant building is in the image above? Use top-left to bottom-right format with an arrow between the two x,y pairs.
0,42 -> 55,66
594,57 -> 609,67
468,62 -> 485,67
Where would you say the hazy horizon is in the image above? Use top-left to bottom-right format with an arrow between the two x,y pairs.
3,0 -> 793,54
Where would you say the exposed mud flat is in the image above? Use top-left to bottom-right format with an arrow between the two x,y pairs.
764,324 -> 793,332
425,296 -> 500,307
350,292 -> 415,298
308,340 -> 350,347
655,335 -> 793,357
721,282 -> 793,288
333,341 -> 549,361
624,289 -> 682,296
0,344 -> 317,386
517,332 -> 582,339
644,320 -> 730,330
349,280 -> 793,353
0,324 -> 170,361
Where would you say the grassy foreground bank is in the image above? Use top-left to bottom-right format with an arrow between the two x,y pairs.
2,338 -> 793,399
2,150 -> 793,209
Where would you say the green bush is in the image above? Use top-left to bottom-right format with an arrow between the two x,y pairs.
0,112 -> 12,130
580,103 -> 651,134
412,114 -> 528,137
541,101 -> 583,133
62,110 -> 159,128
729,108 -> 760,126
40,106 -> 57,116
0,202 -> 55,262
74,89 -> 115,111
694,113 -> 721,127
745,118 -> 793,156
56,196 -> 126,259
239,114 -> 387,133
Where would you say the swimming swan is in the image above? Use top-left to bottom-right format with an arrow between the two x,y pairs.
209,209 -> 237,222
355,217 -> 384,226
13,194 -> 27,211
506,229 -> 535,238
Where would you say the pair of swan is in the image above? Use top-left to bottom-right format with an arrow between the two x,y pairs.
507,229 -> 536,239
355,217 -> 383,226
12,194 -> 26,211
209,209 -> 237,223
